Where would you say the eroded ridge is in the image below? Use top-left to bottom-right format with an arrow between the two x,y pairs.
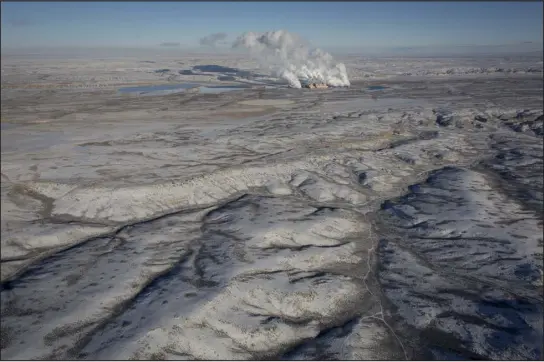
375,164 -> 543,360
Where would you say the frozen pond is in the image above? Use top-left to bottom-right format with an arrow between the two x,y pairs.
1,123 -> 20,130
118,83 -> 251,96
118,83 -> 201,94
367,85 -> 388,91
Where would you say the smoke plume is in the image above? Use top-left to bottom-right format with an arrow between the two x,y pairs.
232,30 -> 350,88
199,32 -> 228,47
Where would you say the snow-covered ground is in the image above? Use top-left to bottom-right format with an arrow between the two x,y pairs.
1,50 -> 542,360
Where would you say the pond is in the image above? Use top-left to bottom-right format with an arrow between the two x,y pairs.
1,123 -> 20,130
367,86 -> 387,91
118,83 -> 251,96
118,83 -> 201,94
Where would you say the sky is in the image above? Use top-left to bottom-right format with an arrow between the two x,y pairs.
1,1 -> 543,52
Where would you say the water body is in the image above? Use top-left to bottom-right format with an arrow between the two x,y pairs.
118,83 -> 250,96
367,85 -> 387,91
1,123 -> 21,130
118,83 -> 201,94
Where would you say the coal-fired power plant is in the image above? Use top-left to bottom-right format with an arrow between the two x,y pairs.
233,30 -> 351,89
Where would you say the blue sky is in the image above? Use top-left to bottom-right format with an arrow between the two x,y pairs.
1,1 -> 542,51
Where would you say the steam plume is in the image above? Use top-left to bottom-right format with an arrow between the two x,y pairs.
232,30 -> 350,88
